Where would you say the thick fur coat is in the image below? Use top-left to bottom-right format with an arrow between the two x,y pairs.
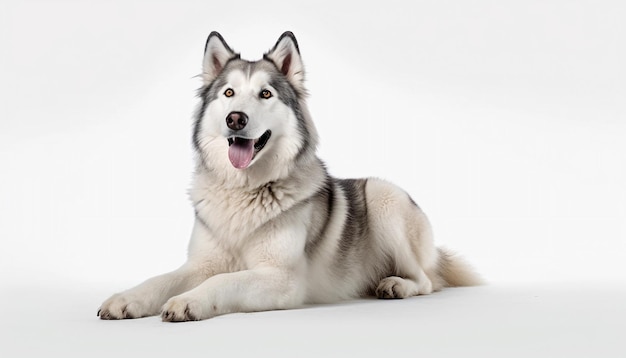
98,31 -> 481,322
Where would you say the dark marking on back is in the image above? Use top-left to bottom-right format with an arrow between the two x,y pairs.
304,175 -> 335,257
335,179 -> 369,263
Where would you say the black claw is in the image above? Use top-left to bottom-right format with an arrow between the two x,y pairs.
391,286 -> 398,298
162,311 -> 172,321
121,306 -> 133,319
184,306 -> 195,321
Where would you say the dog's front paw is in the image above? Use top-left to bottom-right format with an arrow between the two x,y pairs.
161,295 -> 209,322
98,293 -> 158,320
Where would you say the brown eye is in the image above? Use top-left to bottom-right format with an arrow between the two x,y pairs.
224,88 -> 235,97
260,89 -> 272,99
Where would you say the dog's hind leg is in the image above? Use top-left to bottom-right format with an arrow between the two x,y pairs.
365,178 -> 436,299
375,251 -> 434,299
376,276 -> 419,299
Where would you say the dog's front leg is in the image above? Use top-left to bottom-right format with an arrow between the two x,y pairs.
98,220 -> 228,319
161,266 -> 304,321
161,222 -> 307,321
98,264 -> 205,319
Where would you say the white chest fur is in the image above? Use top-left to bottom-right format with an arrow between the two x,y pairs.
191,175 -> 301,244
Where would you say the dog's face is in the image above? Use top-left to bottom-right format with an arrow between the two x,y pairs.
193,32 -> 313,172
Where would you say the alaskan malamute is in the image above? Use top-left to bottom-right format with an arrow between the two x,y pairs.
99,31 -> 481,322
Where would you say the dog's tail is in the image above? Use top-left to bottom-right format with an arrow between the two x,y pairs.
437,247 -> 484,287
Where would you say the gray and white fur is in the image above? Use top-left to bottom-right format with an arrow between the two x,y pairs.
98,31 -> 482,322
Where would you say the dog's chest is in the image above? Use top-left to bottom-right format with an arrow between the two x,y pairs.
191,180 -> 299,243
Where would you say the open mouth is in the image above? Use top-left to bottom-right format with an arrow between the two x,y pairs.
227,130 -> 272,169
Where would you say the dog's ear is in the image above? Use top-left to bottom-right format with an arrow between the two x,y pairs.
264,31 -> 305,94
202,32 -> 239,84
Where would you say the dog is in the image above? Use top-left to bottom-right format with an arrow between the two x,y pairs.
98,31 -> 481,322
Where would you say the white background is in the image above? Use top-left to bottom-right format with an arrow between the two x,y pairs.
1,0 -> 625,357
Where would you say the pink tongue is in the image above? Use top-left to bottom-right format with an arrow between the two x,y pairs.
228,139 -> 255,169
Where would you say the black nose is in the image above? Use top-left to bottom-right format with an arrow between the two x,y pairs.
226,111 -> 248,131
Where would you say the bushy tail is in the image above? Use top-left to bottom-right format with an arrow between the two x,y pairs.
437,247 -> 484,287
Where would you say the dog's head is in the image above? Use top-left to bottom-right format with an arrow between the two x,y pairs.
193,32 -> 317,177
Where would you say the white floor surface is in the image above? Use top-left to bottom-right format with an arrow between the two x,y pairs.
3,282 -> 625,357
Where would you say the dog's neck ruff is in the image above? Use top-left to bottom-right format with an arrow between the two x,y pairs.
191,152 -> 328,241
